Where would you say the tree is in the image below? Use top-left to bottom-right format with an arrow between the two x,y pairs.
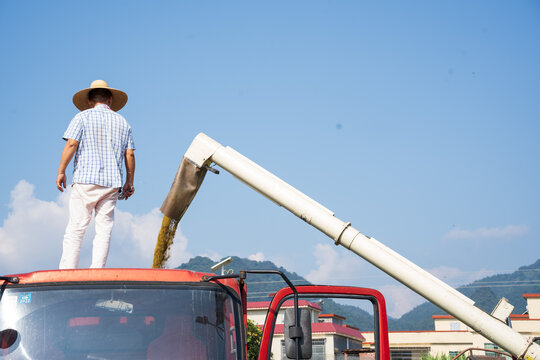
247,319 -> 263,360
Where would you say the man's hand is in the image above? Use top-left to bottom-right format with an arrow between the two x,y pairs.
121,148 -> 135,200
57,139 -> 79,192
121,182 -> 135,200
57,173 -> 67,192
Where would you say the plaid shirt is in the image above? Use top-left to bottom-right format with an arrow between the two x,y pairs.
63,104 -> 135,188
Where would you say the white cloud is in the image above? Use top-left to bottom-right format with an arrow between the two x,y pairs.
200,251 -> 223,262
111,208 -> 192,269
305,243 -> 371,285
428,266 -> 495,287
444,225 -> 529,240
304,243 -> 423,318
0,181 -> 69,274
0,180 -> 192,274
378,284 -> 425,318
305,244 -> 352,284
248,252 -> 265,261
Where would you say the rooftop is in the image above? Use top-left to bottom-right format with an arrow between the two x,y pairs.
247,300 -> 321,311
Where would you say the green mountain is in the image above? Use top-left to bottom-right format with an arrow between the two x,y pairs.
392,259 -> 540,330
176,257 -> 540,331
176,256 -> 378,330
461,259 -> 540,314
177,256 -> 308,301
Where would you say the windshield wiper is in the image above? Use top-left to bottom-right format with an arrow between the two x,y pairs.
0,276 -> 19,284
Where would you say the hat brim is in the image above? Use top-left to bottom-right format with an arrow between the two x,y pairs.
73,86 -> 128,112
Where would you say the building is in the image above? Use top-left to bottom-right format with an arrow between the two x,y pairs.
247,300 -> 365,360
362,293 -> 540,360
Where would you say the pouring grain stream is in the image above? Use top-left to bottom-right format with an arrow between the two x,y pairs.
152,216 -> 179,268
153,158 -> 207,268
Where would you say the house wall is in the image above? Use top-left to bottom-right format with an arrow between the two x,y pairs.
511,318 -> 540,334
526,296 -> 540,318
433,317 -> 469,331
271,336 -> 282,359
363,294 -> 540,359
248,309 -> 268,325
326,336 -> 335,359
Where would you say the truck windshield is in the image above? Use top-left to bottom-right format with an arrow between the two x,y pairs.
0,283 -> 242,360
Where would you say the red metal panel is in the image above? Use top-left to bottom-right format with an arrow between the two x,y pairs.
5,268 -> 241,296
258,285 -> 390,360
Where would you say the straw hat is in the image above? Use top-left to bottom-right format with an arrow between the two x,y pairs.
73,80 -> 128,112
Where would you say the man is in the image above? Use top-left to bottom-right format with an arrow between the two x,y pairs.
57,80 -> 135,269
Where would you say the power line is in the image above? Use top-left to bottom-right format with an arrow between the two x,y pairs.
464,280 -> 540,285
243,279 -> 540,287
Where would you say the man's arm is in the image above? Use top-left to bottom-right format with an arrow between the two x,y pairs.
122,149 -> 136,199
56,139 -> 79,192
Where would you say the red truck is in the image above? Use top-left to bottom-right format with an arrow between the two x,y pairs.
0,268 -> 389,359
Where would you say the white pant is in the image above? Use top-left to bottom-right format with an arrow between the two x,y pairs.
59,184 -> 119,269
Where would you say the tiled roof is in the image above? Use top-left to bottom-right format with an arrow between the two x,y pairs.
319,313 -> 346,320
432,315 -> 455,319
247,300 -> 321,311
510,314 -> 530,320
267,323 -> 365,341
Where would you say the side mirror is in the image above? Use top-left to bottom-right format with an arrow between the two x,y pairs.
284,308 -> 312,359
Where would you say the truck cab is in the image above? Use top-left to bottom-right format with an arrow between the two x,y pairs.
0,269 -> 245,360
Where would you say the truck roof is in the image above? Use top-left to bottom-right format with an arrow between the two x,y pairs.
5,268 -> 240,292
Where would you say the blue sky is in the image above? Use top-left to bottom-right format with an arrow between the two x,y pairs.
1,1 -> 539,317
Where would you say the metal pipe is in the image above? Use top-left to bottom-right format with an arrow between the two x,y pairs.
184,133 -> 540,360
245,270 -> 302,360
